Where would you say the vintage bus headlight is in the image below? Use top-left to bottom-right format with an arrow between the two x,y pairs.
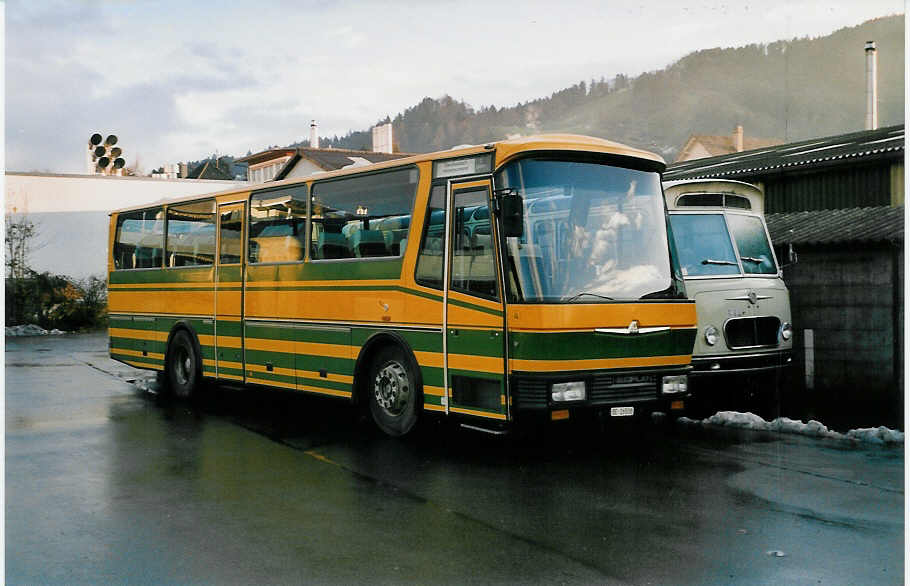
704,325 -> 718,346
780,322 -> 793,341
661,375 -> 688,395
551,381 -> 586,402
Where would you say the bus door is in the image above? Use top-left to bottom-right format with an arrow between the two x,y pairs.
214,201 -> 246,382
444,178 -> 509,422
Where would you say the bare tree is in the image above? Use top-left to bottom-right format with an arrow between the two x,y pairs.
5,214 -> 38,278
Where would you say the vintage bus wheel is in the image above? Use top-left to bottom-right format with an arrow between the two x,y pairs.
368,347 -> 418,436
166,330 -> 199,400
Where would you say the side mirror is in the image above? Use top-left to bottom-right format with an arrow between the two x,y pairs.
496,188 -> 524,237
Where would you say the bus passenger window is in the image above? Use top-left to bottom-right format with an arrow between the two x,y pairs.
415,185 -> 446,288
311,167 -> 417,260
113,208 -> 165,270
249,185 -> 308,264
219,206 -> 244,264
166,200 -> 216,267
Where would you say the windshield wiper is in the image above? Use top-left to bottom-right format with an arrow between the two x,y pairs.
740,256 -> 763,263
701,258 -> 737,266
564,292 -> 614,303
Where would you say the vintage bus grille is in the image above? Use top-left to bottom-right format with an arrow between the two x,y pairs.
512,374 -> 659,409
724,316 -> 781,349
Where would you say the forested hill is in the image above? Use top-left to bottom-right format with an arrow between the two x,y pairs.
318,15 -> 903,160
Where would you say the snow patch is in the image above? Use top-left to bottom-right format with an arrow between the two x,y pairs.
679,411 -> 903,446
5,324 -> 69,336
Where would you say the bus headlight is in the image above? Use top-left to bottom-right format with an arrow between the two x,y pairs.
780,322 -> 792,341
704,325 -> 718,346
661,375 -> 688,395
551,381 -> 586,402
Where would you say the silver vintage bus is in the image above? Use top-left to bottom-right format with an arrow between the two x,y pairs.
664,179 -> 792,414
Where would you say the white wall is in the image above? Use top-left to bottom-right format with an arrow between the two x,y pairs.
5,172 -> 246,214
5,173 -> 246,278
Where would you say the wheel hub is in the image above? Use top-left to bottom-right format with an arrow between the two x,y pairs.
374,361 -> 409,415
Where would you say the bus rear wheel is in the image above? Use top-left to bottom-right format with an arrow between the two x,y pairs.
368,346 -> 419,437
165,329 -> 200,400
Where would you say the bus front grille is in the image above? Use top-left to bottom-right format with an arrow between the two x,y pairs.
511,374 -> 659,409
724,316 -> 781,349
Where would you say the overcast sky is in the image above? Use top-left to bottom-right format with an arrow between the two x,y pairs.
4,1 -> 904,174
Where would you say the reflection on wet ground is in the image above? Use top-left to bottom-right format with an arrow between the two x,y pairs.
6,333 -> 905,584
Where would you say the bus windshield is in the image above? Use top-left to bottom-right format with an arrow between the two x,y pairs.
668,213 -> 741,277
496,158 -> 672,302
668,212 -> 778,277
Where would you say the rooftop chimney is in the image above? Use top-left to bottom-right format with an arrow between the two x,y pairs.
865,41 -> 878,130
310,120 -> 319,149
733,125 -> 744,152
372,123 -> 394,154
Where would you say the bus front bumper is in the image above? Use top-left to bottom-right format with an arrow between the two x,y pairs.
689,350 -> 793,377
510,365 -> 692,419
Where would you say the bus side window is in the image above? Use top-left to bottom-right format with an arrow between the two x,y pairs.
113,207 -> 164,270
166,199 -> 216,267
249,185 -> 308,264
415,185 -> 446,288
311,167 -> 417,260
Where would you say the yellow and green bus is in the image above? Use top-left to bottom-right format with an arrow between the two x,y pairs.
108,134 -> 696,435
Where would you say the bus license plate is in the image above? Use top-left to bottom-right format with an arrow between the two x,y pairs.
610,406 -> 634,417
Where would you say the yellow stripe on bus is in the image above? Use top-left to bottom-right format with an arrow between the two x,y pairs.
298,385 -> 353,399
247,363 -> 296,377
244,338 -> 353,359
247,376 -> 297,390
448,353 -> 503,374
114,348 -> 165,360
423,404 -> 446,412
122,359 -> 164,371
215,336 -> 242,348
297,370 -> 354,384
218,373 -> 244,381
510,354 -> 692,372
449,407 -> 507,420
109,328 -> 167,342
423,385 -> 446,396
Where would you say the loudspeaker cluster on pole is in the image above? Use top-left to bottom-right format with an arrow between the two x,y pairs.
87,133 -> 127,175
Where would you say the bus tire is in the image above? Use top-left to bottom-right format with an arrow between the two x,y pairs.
368,345 -> 419,437
165,329 -> 200,400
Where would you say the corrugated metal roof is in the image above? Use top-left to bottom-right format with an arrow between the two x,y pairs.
766,205 -> 904,245
665,125 -> 904,180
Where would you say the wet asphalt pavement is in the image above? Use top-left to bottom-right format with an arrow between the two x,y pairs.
6,333 -> 904,584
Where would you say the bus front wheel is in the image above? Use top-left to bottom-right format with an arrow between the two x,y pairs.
368,346 -> 419,436
165,329 -> 200,400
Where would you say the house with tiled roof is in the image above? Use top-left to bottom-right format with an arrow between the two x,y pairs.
238,123 -> 410,184
676,125 -> 782,162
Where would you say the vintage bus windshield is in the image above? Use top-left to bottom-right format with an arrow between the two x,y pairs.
496,158 -> 672,302
669,212 -> 777,277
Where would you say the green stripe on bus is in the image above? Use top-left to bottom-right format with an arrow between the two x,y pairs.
295,376 -> 351,392
110,267 -> 214,284
509,328 -> 696,360
111,352 -> 163,367
244,370 -> 295,386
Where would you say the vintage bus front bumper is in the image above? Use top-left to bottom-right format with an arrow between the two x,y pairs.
689,350 -> 792,377
510,365 -> 692,419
